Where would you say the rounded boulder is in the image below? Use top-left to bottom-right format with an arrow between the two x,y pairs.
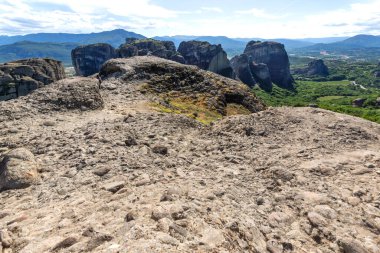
0,148 -> 39,191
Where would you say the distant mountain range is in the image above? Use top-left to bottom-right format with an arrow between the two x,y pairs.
290,35 -> 380,61
0,29 -> 379,65
0,29 -> 145,48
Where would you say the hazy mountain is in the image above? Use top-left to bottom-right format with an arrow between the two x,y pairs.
290,35 -> 380,61
0,29 -> 145,48
0,41 -> 80,65
298,37 -> 349,44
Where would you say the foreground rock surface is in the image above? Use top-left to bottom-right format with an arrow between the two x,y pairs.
0,58 -> 65,101
0,56 -> 380,252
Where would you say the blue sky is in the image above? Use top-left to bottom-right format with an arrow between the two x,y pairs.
0,0 -> 379,38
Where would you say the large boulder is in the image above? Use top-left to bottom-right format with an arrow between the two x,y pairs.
100,56 -> 265,115
119,38 -> 185,63
28,77 -> 104,111
71,43 -> 118,77
243,41 -> 294,89
0,148 -> 38,191
294,59 -> 329,77
178,41 -> 234,78
0,58 -> 65,101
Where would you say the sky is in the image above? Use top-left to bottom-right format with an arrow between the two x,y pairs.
0,0 -> 380,38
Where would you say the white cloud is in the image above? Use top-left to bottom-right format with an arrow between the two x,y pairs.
0,0 -> 178,35
235,8 -> 288,19
200,7 -> 223,13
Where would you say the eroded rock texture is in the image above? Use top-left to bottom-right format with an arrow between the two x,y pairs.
178,41 -> 234,78
244,41 -> 294,89
0,58 -> 65,101
71,43 -> 118,77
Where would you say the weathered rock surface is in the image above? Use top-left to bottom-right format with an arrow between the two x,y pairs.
294,59 -> 329,77
0,148 -> 38,191
178,41 -> 233,78
120,38 -> 185,64
0,58 -> 65,101
250,62 -> 272,91
71,43 -> 118,77
230,54 -> 256,87
0,56 -> 380,253
243,41 -> 294,89
100,57 -> 265,115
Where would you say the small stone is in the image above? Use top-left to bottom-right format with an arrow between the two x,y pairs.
339,238 -> 370,253
135,173 -> 150,186
152,146 -> 168,155
124,212 -> 136,222
152,206 -> 169,221
308,212 -> 327,227
0,230 -> 13,248
93,167 -> 110,177
169,223 -> 188,238
365,163 -> 375,169
51,237 -> 78,251
102,181 -> 125,193
351,168 -> 372,175
158,233 -> 179,246
157,217 -> 172,232
256,197 -> 265,205
125,136 -> 137,146
86,234 -> 113,252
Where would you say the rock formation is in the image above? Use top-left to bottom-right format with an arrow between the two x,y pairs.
119,38 -> 185,64
100,57 -> 264,115
294,59 -> 329,77
0,55 -> 380,252
376,97 -> 380,107
71,43 -> 118,77
178,41 -> 234,78
230,54 -> 273,91
231,41 -> 294,91
230,54 -> 256,87
353,98 -> 366,107
243,41 -> 294,89
0,58 -> 65,101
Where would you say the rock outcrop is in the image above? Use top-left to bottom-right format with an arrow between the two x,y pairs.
353,98 -> 366,107
178,41 -> 234,78
230,54 -> 256,87
230,54 -> 273,91
119,39 -> 185,63
71,43 -> 118,77
231,41 -> 294,90
294,59 -> 329,77
0,58 -> 65,101
100,56 -> 265,115
243,41 -> 294,89
0,148 -> 38,191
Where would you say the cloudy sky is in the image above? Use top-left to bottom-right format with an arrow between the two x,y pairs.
0,0 -> 380,38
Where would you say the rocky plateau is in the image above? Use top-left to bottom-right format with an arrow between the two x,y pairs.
0,56 -> 379,253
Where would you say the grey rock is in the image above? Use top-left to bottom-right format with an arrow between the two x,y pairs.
178,40 -> 233,78
0,148 -> 39,191
102,181 -> 125,193
244,41 -> 294,89
0,58 -> 65,101
71,43 -> 117,76
294,59 -> 329,77
352,98 -> 366,107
